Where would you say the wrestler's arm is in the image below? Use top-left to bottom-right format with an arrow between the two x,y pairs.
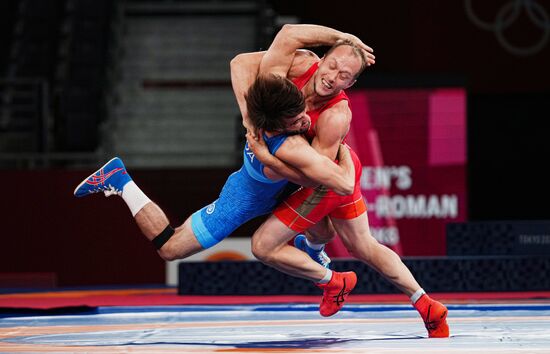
230,51 -> 266,134
259,24 -> 374,77
246,133 -> 355,196
233,24 -> 373,133
310,102 -> 351,161
246,102 -> 353,192
244,131 -> 316,188
276,136 -> 355,196
230,49 -> 315,136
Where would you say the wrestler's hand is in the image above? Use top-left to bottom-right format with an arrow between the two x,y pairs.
340,34 -> 375,66
335,143 -> 355,195
243,116 -> 260,141
246,129 -> 272,161
337,143 -> 351,161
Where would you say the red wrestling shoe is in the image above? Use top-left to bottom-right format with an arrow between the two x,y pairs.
317,271 -> 357,317
414,294 -> 449,338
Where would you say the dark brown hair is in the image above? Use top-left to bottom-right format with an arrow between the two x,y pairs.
324,39 -> 367,79
245,74 -> 305,132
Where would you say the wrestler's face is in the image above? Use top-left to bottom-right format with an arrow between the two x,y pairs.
282,110 -> 311,135
314,45 -> 361,97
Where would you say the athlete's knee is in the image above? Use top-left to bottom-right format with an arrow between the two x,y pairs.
251,233 -> 277,264
251,235 -> 268,262
157,222 -> 192,261
157,234 -> 180,261
158,245 -> 177,261
344,233 -> 378,261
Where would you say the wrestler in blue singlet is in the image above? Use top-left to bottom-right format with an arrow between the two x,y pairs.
190,133 -> 289,248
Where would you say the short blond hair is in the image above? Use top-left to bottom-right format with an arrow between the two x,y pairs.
325,39 -> 367,79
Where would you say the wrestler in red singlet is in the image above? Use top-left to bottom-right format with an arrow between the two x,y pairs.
273,62 -> 367,232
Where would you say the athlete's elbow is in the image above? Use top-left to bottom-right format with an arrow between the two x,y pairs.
158,244 -> 179,262
278,24 -> 301,43
230,54 -> 244,70
335,181 -> 354,196
280,24 -> 296,35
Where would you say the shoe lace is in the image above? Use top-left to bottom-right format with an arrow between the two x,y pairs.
316,251 -> 331,268
103,184 -> 122,197
297,238 -> 332,268
304,245 -> 331,268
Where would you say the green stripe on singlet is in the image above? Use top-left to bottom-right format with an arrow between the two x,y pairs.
294,185 -> 329,219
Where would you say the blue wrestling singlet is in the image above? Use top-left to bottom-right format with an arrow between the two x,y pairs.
191,133 -> 289,248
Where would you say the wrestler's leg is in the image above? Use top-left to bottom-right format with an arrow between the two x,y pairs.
330,212 -> 420,296
294,217 -> 336,268
331,212 -> 449,337
252,214 -> 328,282
304,217 -> 337,244
252,213 -> 357,317
73,157 -> 203,261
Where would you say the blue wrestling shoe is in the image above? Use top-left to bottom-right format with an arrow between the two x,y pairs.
73,157 -> 131,197
294,234 -> 331,269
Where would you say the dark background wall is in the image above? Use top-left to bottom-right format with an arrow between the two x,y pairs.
1,169 -> 233,286
272,0 -> 549,93
2,0 -> 549,286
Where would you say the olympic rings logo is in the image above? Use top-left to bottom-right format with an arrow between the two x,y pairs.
465,0 -> 550,56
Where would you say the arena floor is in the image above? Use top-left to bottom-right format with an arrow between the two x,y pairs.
1,289 -> 549,353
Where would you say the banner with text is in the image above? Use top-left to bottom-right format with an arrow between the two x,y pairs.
328,88 -> 467,256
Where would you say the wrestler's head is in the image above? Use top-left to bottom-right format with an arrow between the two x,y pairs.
245,74 -> 310,135
314,40 -> 367,97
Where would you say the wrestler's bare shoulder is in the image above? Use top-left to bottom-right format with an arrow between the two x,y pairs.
279,134 -> 310,151
289,50 -> 320,79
